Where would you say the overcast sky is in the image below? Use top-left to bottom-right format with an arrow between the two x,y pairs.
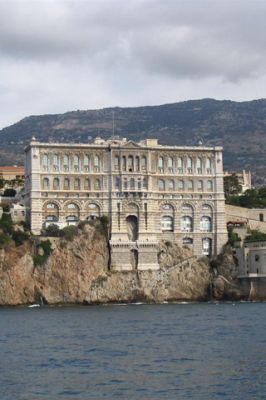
0,0 -> 265,129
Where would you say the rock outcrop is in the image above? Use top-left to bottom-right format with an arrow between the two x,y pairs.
0,225 -> 212,305
211,245 -> 242,300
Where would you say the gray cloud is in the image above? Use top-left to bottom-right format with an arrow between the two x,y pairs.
0,0 -> 265,128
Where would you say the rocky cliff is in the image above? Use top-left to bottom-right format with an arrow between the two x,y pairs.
0,224 -> 212,306
211,246 -> 242,300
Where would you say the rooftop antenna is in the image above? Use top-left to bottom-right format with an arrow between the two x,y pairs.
112,110 -> 115,139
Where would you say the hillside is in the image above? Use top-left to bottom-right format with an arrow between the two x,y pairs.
0,98 -> 265,184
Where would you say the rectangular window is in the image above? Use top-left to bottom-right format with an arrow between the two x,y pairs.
207,181 -> 213,191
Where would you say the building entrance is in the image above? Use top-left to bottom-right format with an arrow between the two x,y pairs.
126,215 -> 138,241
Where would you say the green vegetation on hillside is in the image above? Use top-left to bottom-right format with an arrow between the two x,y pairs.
44,216 -> 109,240
226,188 -> 266,208
0,99 -> 266,184
245,230 -> 266,242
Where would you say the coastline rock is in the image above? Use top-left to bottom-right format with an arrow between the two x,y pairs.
0,225 -> 212,305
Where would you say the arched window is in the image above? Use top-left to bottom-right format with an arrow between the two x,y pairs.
158,179 -> 165,191
200,216 -> 212,232
64,178 -> 70,190
42,154 -> 49,170
124,178 -> 128,190
114,156 -> 119,170
168,157 -> 173,172
206,158 -> 212,174
202,204 -> 212,212
181,216 -> 193,232
202,238 -> 212,256
74,178 -> 80,190
86,203 -> 100,220
169,180 -> 174,191
128,155 -> 134,171
67,203 -> 79,210
187,157 -> 193,173
161,216 -> 174,232
130,178 -> 135,190
136,156 -> 140,171
84,178 -> 91,190
44,202 -> 59,224
207,180 -> 213,191
84,155 -> 90,171
141,156 -> 147,170
161,203 -> 174,213
178,180 -> 184,190
53,154 -> 60,171
196,158 -> 202,174
53,178 -> 60,190
177,157 -> 183,173
137,178 -> 142,190
94,155 -> 100,172
187,180 -> 193,191
43,178 -> 49,190
63,154 -> 69,171
197,180 -> 203,191
74,155 -> 80,172
115,177 -> 120,190
46,203 -> 57,210
158,157 -> 164,172
65,203 -> 80,218
94,179 -> 101,190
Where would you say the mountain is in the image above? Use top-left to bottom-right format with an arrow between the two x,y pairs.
0,98 -> 265,184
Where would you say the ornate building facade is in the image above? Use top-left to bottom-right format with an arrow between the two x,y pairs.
24,137 -> 227,270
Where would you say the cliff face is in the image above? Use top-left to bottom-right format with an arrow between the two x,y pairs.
0,225 -> 212,305
211,246 -> 243,300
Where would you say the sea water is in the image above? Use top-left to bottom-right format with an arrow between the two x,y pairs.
1,302 -> 266,399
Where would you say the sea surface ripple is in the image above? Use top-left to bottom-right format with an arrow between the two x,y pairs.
1,302 -> 266,399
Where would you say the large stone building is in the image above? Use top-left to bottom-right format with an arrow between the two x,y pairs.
24,137 -> 227,270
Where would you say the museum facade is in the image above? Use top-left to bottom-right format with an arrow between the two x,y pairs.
24,136 -> 227,270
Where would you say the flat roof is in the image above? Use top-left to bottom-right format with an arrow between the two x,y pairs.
0,166 -> 24,171
25,140 -> 223,152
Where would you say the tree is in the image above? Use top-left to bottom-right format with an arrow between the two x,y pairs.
3,188 -> 16,197
224,175 -> 242,198
45,223 -> 60,237
245,230 -> 266,242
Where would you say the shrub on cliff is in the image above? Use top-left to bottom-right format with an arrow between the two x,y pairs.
3,188 -> 16,197
59,226 -> 78,241
33,240 -> 52,266
45,224 -> 60,237
227,229 -> 241,247
0,232 -> 11,249
0,213 -> 13,235
1,204 -> 10,212
20,220 -> 31,232
96,215 -> 109,238
12,230 -> 29,246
